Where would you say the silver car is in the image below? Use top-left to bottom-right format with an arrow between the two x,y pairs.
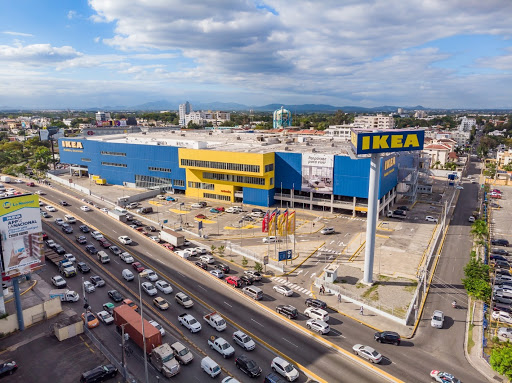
352,344 -> 382,363
498,327 -> 512,339
273,285 -> 293,297
306,319 -> 330,334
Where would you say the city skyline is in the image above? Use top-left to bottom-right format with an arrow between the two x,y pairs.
1,1 -> 512,109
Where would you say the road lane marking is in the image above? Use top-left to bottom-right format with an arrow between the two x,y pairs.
303,270 -> 309,277
251,318 -> 263,327
282,337 -> 298,347
224,301 -> 232,308
198,285 -> 206,291
330,329 -> 345,338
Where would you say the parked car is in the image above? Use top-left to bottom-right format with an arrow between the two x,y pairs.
226,276 -> 242,288
305,298 -> 327,309
80,364 -> 118,383
276,305 -> 298,319
215,263 -> 230,273
0,361 -> 18,377
492,239 -> 510,247
425,216 -> 438,223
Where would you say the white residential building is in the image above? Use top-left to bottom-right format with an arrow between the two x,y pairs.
182,107 -> 230,127
179,101 -> 191,126
353,114 -> 394,129
458,116 -> 476,132
324,125 -> 355,140
95,111 -> 111,122
497,149 -> 512,167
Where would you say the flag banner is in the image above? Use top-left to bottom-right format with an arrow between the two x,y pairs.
262,210 -> 270,232
287,211 -> 296,234
278,209 -> 288,236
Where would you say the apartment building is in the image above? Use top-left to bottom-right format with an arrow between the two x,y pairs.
353,115 -> 394,129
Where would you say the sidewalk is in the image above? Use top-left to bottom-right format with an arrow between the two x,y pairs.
465,300 -> 506,383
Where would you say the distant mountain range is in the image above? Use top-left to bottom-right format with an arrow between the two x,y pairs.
1,100 -> 511,113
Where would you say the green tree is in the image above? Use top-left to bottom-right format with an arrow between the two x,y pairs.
241,257 -> 248,267
210,245 -> 216,254
490,343 -> 512,379
470,219 -> 488,244
254,262 -> 263,273
462,258 -> 491,301
217,245 -> 225,257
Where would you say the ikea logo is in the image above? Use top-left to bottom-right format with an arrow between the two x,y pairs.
351,129 -> 424,155
384,156 -> 395,170
62,141 -> 83,149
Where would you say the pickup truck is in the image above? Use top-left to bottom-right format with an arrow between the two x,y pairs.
59,260 -> 77,277
208,336 -> 235,358
203,312 -> 227,332
49,289 -> 79,302
178,313 -> 202,333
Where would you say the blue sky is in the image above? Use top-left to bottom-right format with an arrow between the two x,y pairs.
0,0 -> 511,109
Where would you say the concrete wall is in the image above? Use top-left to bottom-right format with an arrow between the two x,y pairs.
54,320 -> 84,341
0,298 -> 62,335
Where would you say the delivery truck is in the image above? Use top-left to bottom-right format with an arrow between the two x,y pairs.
113,305 -> 162,354
46,250 -> 76,277
0,176 -> 12,183
49,289 -> 79,302
159,229 -> 185,248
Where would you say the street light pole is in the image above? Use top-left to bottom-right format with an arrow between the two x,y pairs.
137,271 -> 150,383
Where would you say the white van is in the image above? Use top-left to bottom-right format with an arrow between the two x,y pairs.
242,286 -> 263,300
114,206 -> 128,214
97,250 -> 110,264
201,356 -> 221,378
122,269 -> 134,281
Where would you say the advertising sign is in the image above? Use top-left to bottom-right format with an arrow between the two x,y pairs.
351,128 -> 424,155
39,127 -> 65,141
0,195 -> 44,280
301,153 -> 334,193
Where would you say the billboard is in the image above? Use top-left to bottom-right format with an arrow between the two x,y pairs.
39,127 -> 65,141
301,153 -> 334,193
0,195 -> 44,280
351,128 -> 424,155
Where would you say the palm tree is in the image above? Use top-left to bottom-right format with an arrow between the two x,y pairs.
470,219 -> 488,247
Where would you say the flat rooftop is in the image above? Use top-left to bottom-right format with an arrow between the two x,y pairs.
78,129 -> 354,155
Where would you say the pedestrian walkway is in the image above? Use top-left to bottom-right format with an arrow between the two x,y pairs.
271,277 -> 313,296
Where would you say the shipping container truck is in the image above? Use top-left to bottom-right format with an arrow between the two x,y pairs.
159,229 -> 185,247
113,305 -> 162,354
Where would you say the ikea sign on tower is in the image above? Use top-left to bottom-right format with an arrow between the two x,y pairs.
351,128 -> 424,155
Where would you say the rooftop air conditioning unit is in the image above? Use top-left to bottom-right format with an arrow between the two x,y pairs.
237,136 -> 241,140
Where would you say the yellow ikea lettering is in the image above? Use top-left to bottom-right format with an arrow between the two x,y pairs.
362,136 -> 371,150
391,135 -> 403,148
372,135 -> 389,150
403,134 -> 419,148
62,141 -> 83,149
384,156 -> 396,170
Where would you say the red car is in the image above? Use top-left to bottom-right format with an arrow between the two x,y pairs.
225,276 -> 242,288
132,262 -> 145,273
161,243 -> 174,251
41,232 -> 49,240
99,240 -> 112,248
195,214 -> 207,219
26,182 -> 35,187
215,207 -> 225,212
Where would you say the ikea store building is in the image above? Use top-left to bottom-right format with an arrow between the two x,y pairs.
58,130 -> 402,215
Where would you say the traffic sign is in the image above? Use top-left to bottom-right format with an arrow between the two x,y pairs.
278,250 -> 293,261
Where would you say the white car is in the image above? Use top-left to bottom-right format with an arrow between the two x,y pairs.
431,310 -> 444,328
271,357 -> 299,381
97,310 -> 114,325
210,269 -> 224,279
306,319 -> 330,334
100,208 -> 109,213
51,275 -> 66,288
263,236 -> 278,243
120,252 -> 134,263
191,203 -> 204,208
273,285 -> 293,297
45,205 -> 57,212
55,218 -> 65,226
468,216 -> 475,222
149,236 -> 160,243
498,327 -> 512,339
199,254 -> 215,264
35,190 -> 45,194
149,319 -> 166,336
244,270 -> 262,281
304,307 -> 329,322
492,310 -> 512,324
178,313 -> 201,332
232,330 -> 255,351
118,236 -> 132,245
83,281 -> 95,293
195,247 -> 208,254
430,370 -> 462,383
352,344 -> 382,363
455,185 -> 464,190
80,206 -> 91,212
144,269 -> 158,282
155,280 -> 173,294
91,231 -> 104,240
141,282 -> 158,296
64,215 -> 76,223
320,227 -> 335,235
63,253 -> 76,263
425,216 -> 438,223
185,248 -> 198,256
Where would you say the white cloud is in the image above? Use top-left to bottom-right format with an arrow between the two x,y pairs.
67,10 -> 77,19
0,43 -> 81,65
2,31 -> 33,37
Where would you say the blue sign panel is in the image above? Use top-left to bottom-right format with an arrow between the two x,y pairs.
278,250 -> 292,261
351,129 -> 424,155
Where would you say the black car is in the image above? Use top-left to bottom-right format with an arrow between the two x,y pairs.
108,289 -> 123,302
305,298 -> 327,309
125,214 -> 133,221
491,254 -> 508,262
109,245 -> 121,255
76,235 -> 87,244
146,226 -> 157,232
374,331 -> 401,345
493,248 -> 510,256
195,261 -> 208,270
494,260 -> 510,268
61,224 -> 73,234
80,364 -> 118,383
85,244 -> 98,255
0,360 -> 17,377
491,203 -> 501,208
493,303 -> 512,314
251,208 -> 264,213
214,263 -> 230,273
397,206 -> 409,211
235,354 -> 262,378
492,239 -> 510,247
90,275 -> 106,287
80,225 -> 90,233
59,201 -> 69,206
276,305 -> 298,319
496,269 -> 512,277
240,275 -> 254,285
133,220 -> 143,226
54,245 -> 66,255
77,262 -> 91,273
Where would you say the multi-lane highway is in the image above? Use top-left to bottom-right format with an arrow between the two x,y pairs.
21,172 -> 488,383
